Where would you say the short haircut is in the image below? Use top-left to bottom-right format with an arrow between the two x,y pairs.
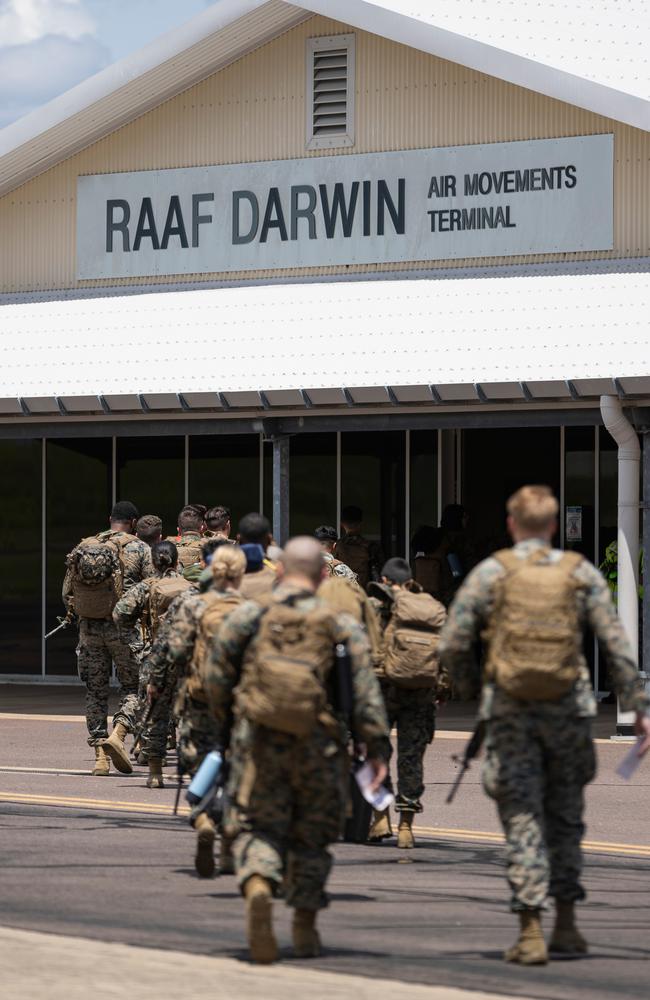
189,503 -> 207,517
152,540 -> 178,573
178,505 -> 204,533
201,537 -> 229,562
111,500 -> 139,522
206,505 -> 231,531
136,514 -> 162,545
341,505 -> 363,525
281,536 -> 324,584
382,557 -> 413,584
315,525 -> 338,543
238,512 -> 271,545
507,485 -> 559,533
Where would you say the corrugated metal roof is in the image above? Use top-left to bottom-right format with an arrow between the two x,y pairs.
1,0 -> 649,200
1,268 -> 648,412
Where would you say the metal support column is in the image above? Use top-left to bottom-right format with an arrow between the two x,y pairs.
641,428 -> 650,687
272,436 -> 290,546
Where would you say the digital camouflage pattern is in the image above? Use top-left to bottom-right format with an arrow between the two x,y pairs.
439,537 -> 649,912
205,583 -> 390,909
372,583 -> 449,814
63,530 -> 153,745
323,552 -> 358,583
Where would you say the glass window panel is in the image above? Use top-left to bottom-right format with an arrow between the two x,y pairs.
189,435 -> 260,532
45,438 -> 112,676
0,440 -> 42,675
410,430 -> 438,556
599,425 -> 618,564
461,428 -> 560,560
341,431 -> 405,559
117,437 -> 185,538
564,426 -> 595,560
290,433 -> 337,536
263,440 -> 273,525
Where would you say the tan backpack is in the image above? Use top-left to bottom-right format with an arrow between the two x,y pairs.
319,576 -> 383,669
66,532 -> 133,619
383,590 -> 447,689
145,574 -> 192,641
175,535 -> 203,569
184,591 -> 244,703
484,548 -> 584,701
237,600 -> 337,737
333,535 -> 372,590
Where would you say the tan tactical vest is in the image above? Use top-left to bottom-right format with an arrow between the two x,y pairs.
182,591 -> 243,704
484,548 -> 584,701
318,575 -> 383,668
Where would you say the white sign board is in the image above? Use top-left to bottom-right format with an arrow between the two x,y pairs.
76,134 -> 613,279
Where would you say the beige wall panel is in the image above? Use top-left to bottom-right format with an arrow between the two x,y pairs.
1,14 -> 649,293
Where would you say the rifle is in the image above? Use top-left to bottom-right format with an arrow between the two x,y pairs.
446,722 -> 486,804
44,611 -> 76,640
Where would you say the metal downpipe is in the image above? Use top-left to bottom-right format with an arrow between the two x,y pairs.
600,395 -> 640,734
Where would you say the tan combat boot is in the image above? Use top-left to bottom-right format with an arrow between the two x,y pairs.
146,757 -> 164,789
504,910 -> 548,965
292,909 -> 321,958
194,812 -> 216,878
92,744 -> 110,776
549,900 -> 588,955
397,812 -> 415,849
244,875 -> 277,964
102,721 -> 133,774
218,834 -> 235,876
368,808 -> 393,842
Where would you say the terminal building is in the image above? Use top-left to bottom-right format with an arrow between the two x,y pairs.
0,0 -> 648,717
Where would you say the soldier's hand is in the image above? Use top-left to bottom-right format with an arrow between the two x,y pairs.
634,712 -> 650,756
146,684 -> 158,704
366,757 -> 388,792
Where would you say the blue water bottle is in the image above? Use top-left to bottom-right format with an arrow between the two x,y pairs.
186,750 -> 223,806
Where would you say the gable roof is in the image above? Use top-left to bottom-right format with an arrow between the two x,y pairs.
0,0 -> 649,199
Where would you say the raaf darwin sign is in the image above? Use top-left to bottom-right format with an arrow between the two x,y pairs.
76,134 -> 613,279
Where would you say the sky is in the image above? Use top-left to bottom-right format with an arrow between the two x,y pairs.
0,0 -> 214,128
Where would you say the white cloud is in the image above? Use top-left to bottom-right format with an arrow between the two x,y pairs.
0,33 -> 109,127
0,0 -> 95,45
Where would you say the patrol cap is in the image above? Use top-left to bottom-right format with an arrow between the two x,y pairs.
314,525 -> 338,543
111,500 -> 139,521
381,557 -> 412,584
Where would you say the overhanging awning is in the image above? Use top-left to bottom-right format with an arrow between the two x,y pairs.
1,266 -> 649,417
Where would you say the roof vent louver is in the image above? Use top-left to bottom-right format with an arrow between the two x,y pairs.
306,35 -> 355,151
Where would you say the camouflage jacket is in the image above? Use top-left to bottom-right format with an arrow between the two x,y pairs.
111,569 -> 184,628
439,537 -> 649,718
62,529 -> 153,609
143,582 -> 234,691
203,582 -> 391,759
323,552 -> 358,583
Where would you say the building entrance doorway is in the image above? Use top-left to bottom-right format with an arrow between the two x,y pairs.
461,427 -> 561,561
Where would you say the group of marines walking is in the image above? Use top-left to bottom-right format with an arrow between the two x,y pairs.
60,486 -> 650,965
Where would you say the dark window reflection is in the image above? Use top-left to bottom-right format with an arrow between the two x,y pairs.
290,433 -> 337,536
410,430 -> 438,555
565,426 -> 595,561
341,431 -> 405,559
117,437 -> 185,537
46,438 -> 112,676
0,440 -> 41,675
189,435 -> 260,530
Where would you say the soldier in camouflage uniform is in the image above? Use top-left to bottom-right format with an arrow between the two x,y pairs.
367,558 -> 449,847
112,539 -> 190,787
62,501 -> 153,776
203,536 -> 390,964
315,525 -> 358,582
439,485 -> 650,965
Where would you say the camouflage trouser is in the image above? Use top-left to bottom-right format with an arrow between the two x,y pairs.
381,682 -> 436,813
175,688 -> 222,778
140,662 -> 178,759
482,710 -> 597,912
77,619 -> 142,745
227,719 -> 347,911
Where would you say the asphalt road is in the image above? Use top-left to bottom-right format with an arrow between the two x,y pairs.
1,705 -> 649,1000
